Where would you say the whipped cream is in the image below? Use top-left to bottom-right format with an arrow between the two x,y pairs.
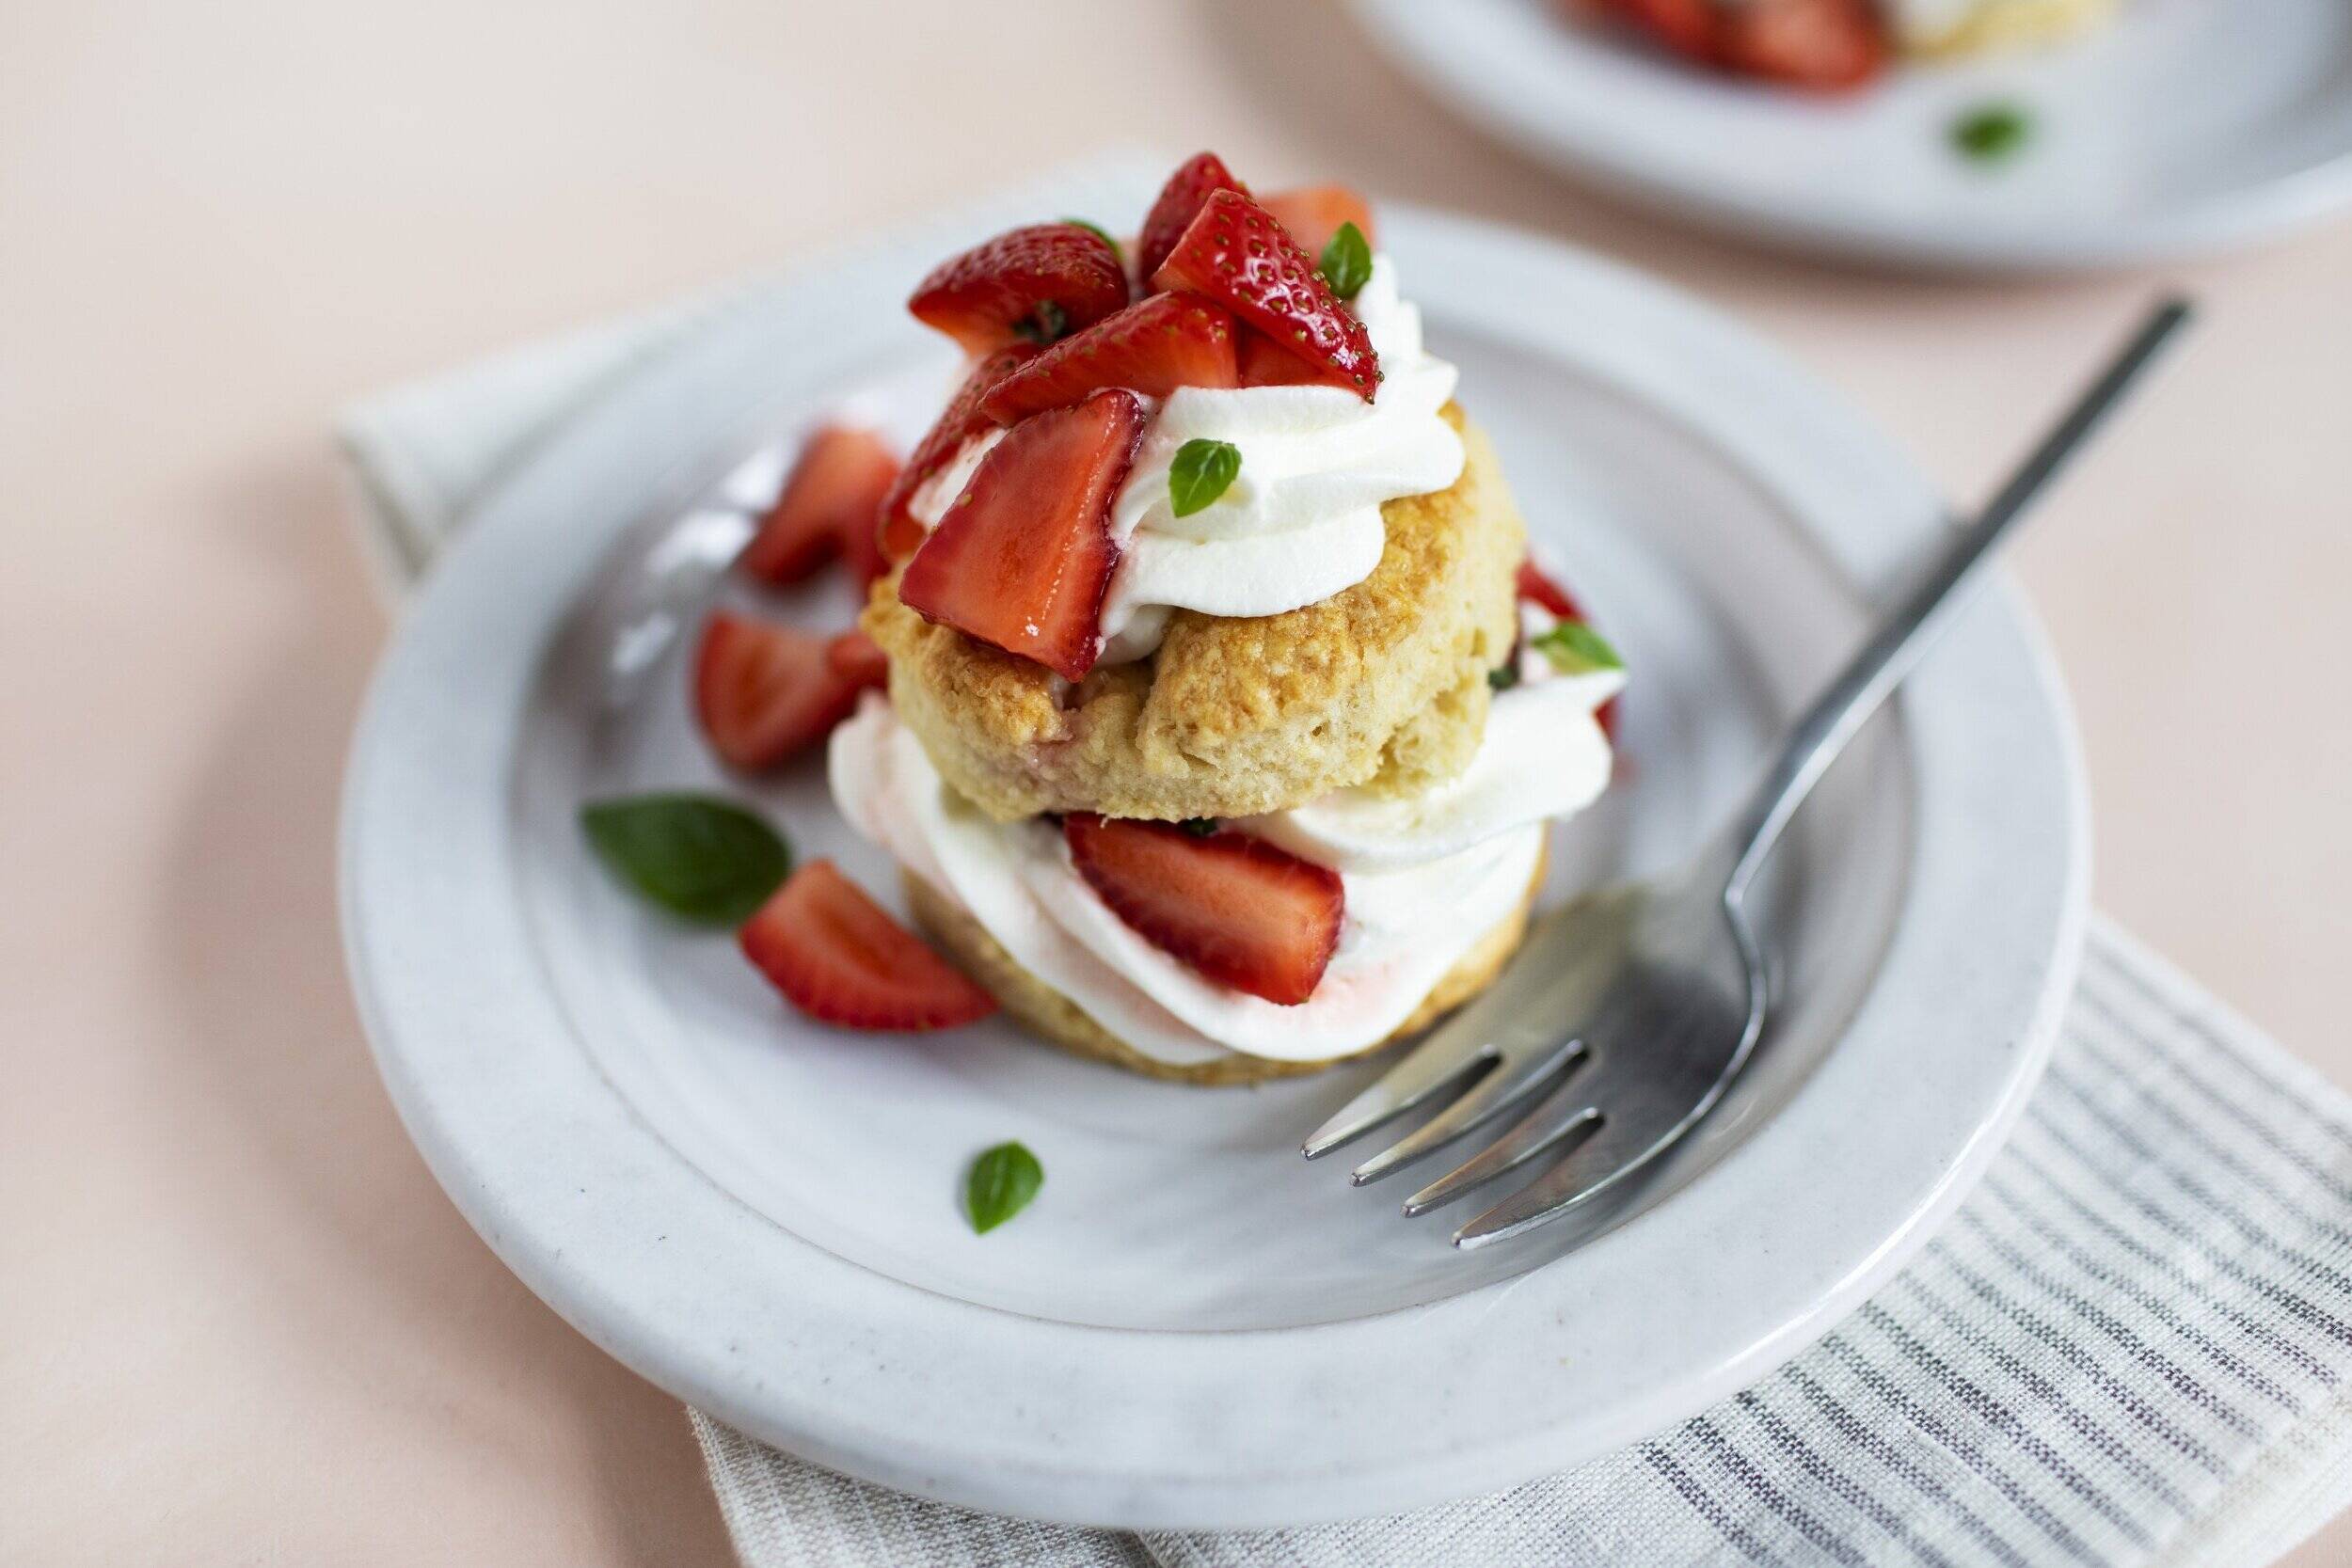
829,645 -> 1619,1065
906,253 -> 1464,666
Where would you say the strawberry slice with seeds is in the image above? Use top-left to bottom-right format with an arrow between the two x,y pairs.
692,611 -> 864,770
908,223 -> 1129,354
739,860 -> 996,1031
978,294 -> 1239,424
740,426 -> 901,587
1713,0 -> 1885,90
1063,815 -> 1343,1006
1152,190 -> 1380,401
1235,327 -> 1359,391
1516,560 -> 1621,742
876,343 -> 1040,562
1136,151 -> 1249,282
825,628 -> 890,691
1259,185 -> 1377,258
898,390 -> 1142,680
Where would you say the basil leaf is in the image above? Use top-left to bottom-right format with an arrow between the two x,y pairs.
1530,621 -> 1624,675
965,1141 -> 1043,1234
1487,663 -> 1520,692
1179,817 -> 1219,837
580,794 -> 789,927
1063,217 -> 1121,261
1168,438 -> 1242,517
1318,221 -> 1373,302
1952,103 -> 2031,165
1015,299 -> 1069,344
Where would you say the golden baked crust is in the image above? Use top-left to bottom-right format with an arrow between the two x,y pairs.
902,846 -> 1543,1086
865,405 -> 1524,823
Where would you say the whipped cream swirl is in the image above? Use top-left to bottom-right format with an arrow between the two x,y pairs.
907,253 -> 1464,665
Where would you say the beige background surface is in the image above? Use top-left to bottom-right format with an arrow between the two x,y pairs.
3,1 -> 2346,1562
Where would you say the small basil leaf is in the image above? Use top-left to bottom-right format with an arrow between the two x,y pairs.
581,794 -> 790,927
1179,817 -> 1219,837
1063,217 -> 1121,261
1318,221 -> 1373,302
1952,103 -> 2031,165
1530,621 -> 1624,676
1168,438 -> 1242,518
1487,663 -> 1520,692
1015,299 -> 1069,344
965,1141 -> 1043,1234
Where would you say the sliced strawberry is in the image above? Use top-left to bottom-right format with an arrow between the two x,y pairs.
1713,0 -> 1886,91
825,628 -> 889,691
739,426 -> 901,587
1516,560 -> 1621,742
876,343 -> 1040,563
1236,327 -> 1359,391
1063,815 -> 1343,1006
692,611 -> 863,770
898,390 -> 1141,680
908,223 -> 1129,354
1614,0 -> 1718,65
739,860 -> 996,1031
1136,151 -> 1249,283
1516,559 -> 1587,620
1259,185 -> 1377,258
978,294 -> 1239,423
1152,190 -> 1380,401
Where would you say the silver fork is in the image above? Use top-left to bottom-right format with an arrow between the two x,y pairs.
1305,298 -> 2194,1250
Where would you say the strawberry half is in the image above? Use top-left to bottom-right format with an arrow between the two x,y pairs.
825,628 -> 890,692
1152,190 -> 1380,401
908,223 -> 1129,354
692,611 -> 864,770
1063,815 -> 1343,1006
1136,151 -> 1249,282
739,860 -> 996,1031
898,389 -> 1141,680
1516,560 -> 1621,742
978,293 -> 1239,424
876,343 -> 1039,562
1713,0 -> 1886,91
740,426 -> 901,587
1259,185 -> 1376,258
1236,328 -> 1358,391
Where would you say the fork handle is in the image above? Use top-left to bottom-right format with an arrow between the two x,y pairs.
1722,297 -> 2194,906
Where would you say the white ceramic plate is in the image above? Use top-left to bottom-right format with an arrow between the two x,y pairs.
1351,0 -> 2352,269
341,171 -> 2088,1528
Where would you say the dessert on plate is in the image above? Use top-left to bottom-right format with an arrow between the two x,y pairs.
1572,0 -> 2119,90
693,153 -> 1624,1085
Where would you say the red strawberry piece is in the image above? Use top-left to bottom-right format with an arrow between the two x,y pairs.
1136,151 -> 1250,283
739,860 -> 997,1031
1713,0 -> 1886,91
1235,327 -> 1359,391
876,343 -> 1040,563
908,223 -> 1129,354
1152,190 -> 1381,401
692,611 -> 863,770
1516,559 -> 1587,620
1259,185 -> 1377,258
740,426 -> 901,587
1515,560 -> 1621,742
1615,0 -> 1718,64
978,294 -> 1240,424
825,628 -> 890,691
1063,815 -> 1343,1006
898,390 -> 1141,680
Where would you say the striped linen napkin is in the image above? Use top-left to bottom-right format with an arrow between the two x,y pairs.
340,158 -> 2352,1568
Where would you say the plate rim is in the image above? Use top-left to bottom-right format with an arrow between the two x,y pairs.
340,189 -> 2090,1528
1346,0 -> 2352,270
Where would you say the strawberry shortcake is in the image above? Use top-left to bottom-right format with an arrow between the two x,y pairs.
702,153 -> 1625,1084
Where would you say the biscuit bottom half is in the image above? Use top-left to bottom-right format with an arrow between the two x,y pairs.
901,847 -> 1545,1086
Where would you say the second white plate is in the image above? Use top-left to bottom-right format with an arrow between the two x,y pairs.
1352,0 -> 2352,269
342,167 -> 2088,1528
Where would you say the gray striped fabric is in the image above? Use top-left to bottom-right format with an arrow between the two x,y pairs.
690,924 -> 2352,1568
